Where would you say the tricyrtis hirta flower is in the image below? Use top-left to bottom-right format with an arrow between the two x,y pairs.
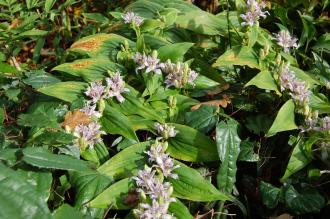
240,0 -> 269,26
161,61 -> 198,88
275,30 -> 299,52
80,101 -> 102,118
154,122 -> 178,139
74,122 -> 105,149
146,142 -> 179,179
134,199 -> 175,219
132,167 -> 157,191
132,52 -> 163,74
85,81 -> 106,103
321,116 -> 330,131
105,72 -> 130,103
279,64 -> 311,104
122,11 -> 144,27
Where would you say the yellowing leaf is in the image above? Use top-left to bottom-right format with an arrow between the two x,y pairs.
61,110 -> 91,129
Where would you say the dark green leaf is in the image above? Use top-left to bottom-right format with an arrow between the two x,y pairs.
260,181 -> 281,209
157,42 -> 194,62
184,105 -> 218,133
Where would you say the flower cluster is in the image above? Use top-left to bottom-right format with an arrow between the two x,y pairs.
279,64 -> 311,105
275,30 -> 299,53
73,122 -> 106,149
133,126 -> 179,219
73,72 -> 129,149
301,116 -> 330,132
240,0 -> 269,26
122,11 -> 144,27
132,52 -> 163,74
154,122 -> 178,140
132,52 -> 199,89
85,72 -> 129,104
161,61 -> 198,88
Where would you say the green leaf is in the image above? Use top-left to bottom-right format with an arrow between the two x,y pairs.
23,148 -> 91,171
23,71 -> 61,89
98,142 -> 149,180
101,104 -> 138,142
52,58 -> 125,82
169,162 -> 229,202
289,66 -> 320,86
18,29 -> 48,37
69,33 -> 135,58
168,199 -> 194,219
184,105 -> 218,133
247,25 -> 258,48
216,120 -> 241,193
284,185 -> 325,214
310,93 -> 330,114
281,137 -> 316,181
313,33 -> 330,53
69,170 -> 112,207
213,46 -> 260,69
53,204 -> 84,219
157,42 -> 194,62
168,124 -> 218,162
38,81 -> 87,103
245,70 -> 280,93
0,163 -> 53,219
89,178 -> 133,209
45,0 -> 56,13
266,100 -> 298,137
260,181 -> 281,209
238,139 -> 259,162
0,62 -> 19,75
18,104 -> 59,129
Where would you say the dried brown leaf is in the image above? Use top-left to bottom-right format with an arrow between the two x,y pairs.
61,110 -> 91,129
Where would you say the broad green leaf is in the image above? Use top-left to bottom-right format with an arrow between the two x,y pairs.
89,178 -> 133,209
45,0 -> 56,13
175,12 -> 226,35
0,62 -> 20,75
53,204 -> 84,219
310,93 -> 330,114
70,170 -> 112,207
109,93 -> 165,122
184,105 -> 218,133
98,142 -> 149,180
23,71 -> 61,89
284,185 -> 325,214
245,70 -> 280,93
266,100 -> 298,137
247,25 -> 258,48
213,46 -> 260,69
0,163 -> 52,219
18,104 -> 59,129
238,139 -> 259,162
312,33 -> 330,53
101,104 -> 138,141
193,75 -> 220,89
168,124 -> 218,162
245,114 -> 273,135
38,81 -> 87,103
69,33 -> 135,58
216,120 -> 241,193
281,137 -> 316,181
23,148 -> 91,171
157,42 -> 194,62
168,199 -> 194,219
260,181 -> 281,209
169,162 -> 229,201
52,58 -> 125,82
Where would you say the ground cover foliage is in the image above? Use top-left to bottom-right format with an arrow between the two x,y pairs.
0,0 -> 330,218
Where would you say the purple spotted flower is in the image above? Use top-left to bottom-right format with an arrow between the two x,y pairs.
80,101 -> 102,118
85,81 -> 106,103
275,30 -> 299,53
240,0 -> 269,26
132,52 -> 163,74
161,61 -> 198,88
122,12 -> 144,27
154,122 -> 178,139
105,72 -> 130,103
74,122 -> 106,149
134,199 -> 175,219
321,116 -> 330,131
